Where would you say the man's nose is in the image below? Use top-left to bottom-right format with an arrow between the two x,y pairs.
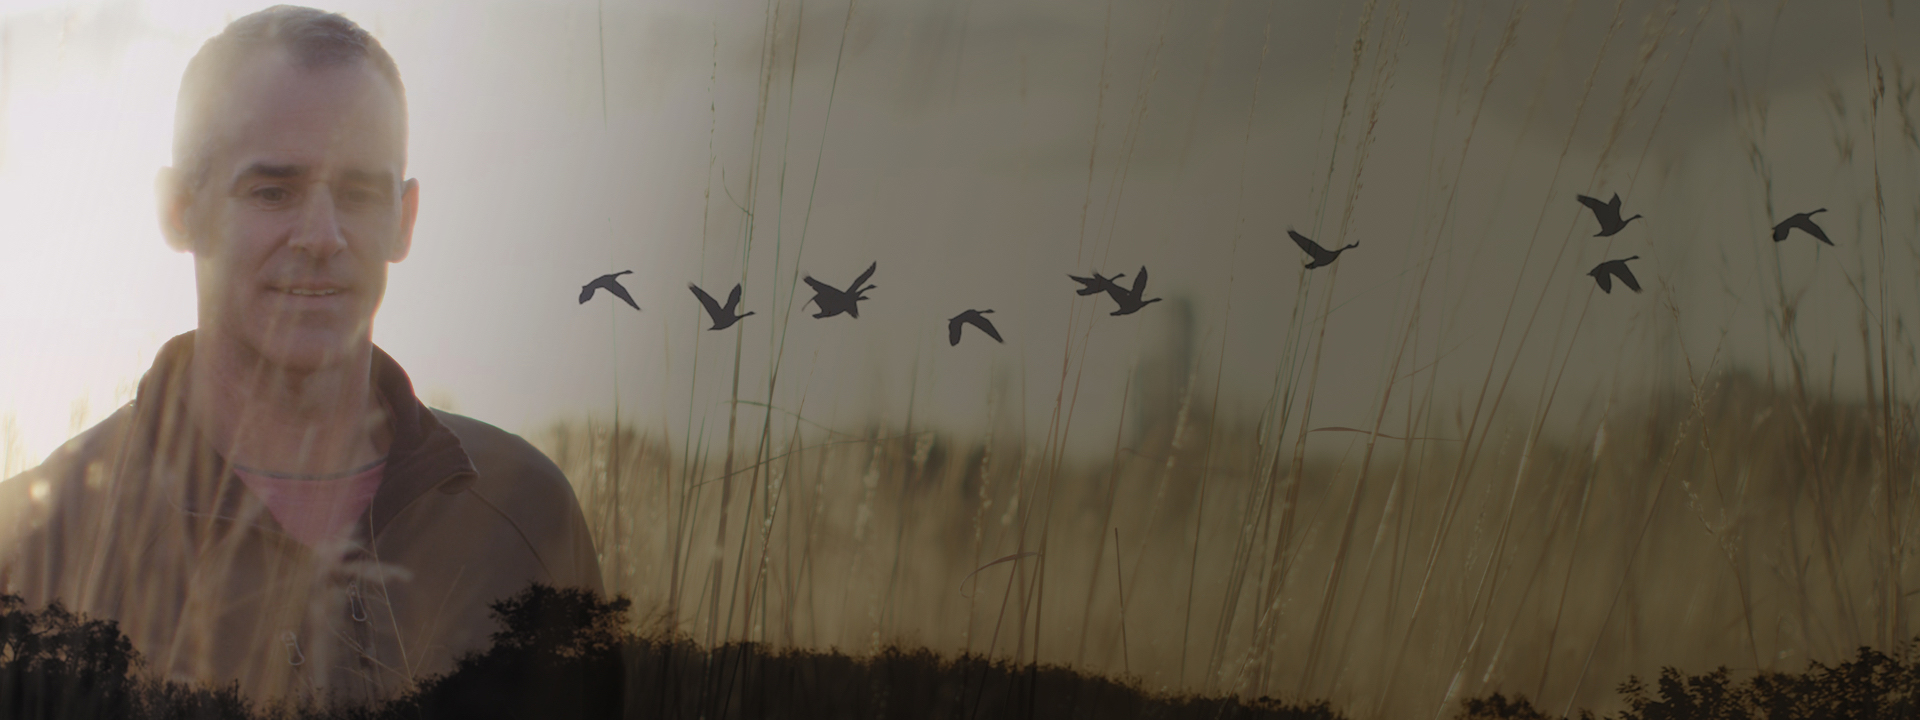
287,186 -> 347,258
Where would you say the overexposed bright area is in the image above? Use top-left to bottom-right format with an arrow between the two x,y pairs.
0,0 -> 697,468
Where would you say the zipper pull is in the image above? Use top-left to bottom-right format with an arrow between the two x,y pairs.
347,579 -> 369,622
281,631 -> 305,666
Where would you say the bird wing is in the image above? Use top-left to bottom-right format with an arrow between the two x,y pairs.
1608,193 -> 1623,209
848,261 -> 878,293
579,285 -> 596,304
803,275 -> 836,297
1130,267 -> 1150,295
1772,220 -> 1791,242
1592,268 -> 1612,293
1288,230 -> 1323,255
606,281 -> 641,310
1617,265 -> 1641,293
1576,194 -> 1608,214
726,284 -> 744,311
948,317 -> 964,346
976,315 -> 1004,343
1802,219 -> 1833,245
689,284 -> 724,319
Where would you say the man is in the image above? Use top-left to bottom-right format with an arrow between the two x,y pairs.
0,5 -> 603,705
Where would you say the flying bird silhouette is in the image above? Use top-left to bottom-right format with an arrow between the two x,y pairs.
1576,194 -> 1643,237
1587,256 -> 1642,294
1772,209 -> 1832,245
1107,266 -> 1162,316
1068,271 -> 1127,296
1287,230 -> 1358,269
580,271 -> 640,310
689,283 -> 756,330
802,261 -> 877,319
948,309 -> 1003,346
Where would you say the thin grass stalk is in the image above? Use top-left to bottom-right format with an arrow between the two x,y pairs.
1854,3 -> 1904,652
881,351 -> 926,637
1089,0 -> 1176,271
1560,369 -> 1716,716
1376,0 -> 1551,705
963,391 -> 996,656
704,0 -> 784,654
1073,359 -> 1133,666
1178,9 -> 1267,692
1294,2 -> 1406,695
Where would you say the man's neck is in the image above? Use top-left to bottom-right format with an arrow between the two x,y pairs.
189,332 -> 392,478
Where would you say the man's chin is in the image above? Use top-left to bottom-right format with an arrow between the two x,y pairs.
238,330 -> 371,373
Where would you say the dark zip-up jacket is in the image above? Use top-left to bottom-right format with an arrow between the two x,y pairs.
0,331 -> 604,704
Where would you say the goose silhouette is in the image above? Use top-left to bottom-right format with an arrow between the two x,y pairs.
802,261 -> 877,319
1577,194 -> 1643,237
689,283 -> 755,330
1068,271 -> 1127,296
1287,230 -> 1358,269
1587,256 -> 1642,294
948,309 -> 1003,346
1107,266 -> 1162,316
580,271 -> 640,310
1772,209 -> 1832,245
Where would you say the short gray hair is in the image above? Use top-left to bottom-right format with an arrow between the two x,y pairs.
172,5 -> 407,188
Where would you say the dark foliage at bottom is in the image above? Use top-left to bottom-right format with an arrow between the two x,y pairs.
348,584 -> 628,719
1454,642 -> 1920,720
616,639 -> 1338,720
0,594 -> 250,720
59,586 -> 1920,719
0,583 -> 1336,719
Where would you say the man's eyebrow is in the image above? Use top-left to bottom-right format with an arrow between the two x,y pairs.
230,162 -> 305,186
227,164 -> 397,191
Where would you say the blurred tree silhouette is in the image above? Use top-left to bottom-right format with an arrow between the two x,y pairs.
1,593 -> 137,719
382,584 -> 629,719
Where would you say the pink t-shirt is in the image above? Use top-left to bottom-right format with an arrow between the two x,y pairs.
233,461 -> 385,548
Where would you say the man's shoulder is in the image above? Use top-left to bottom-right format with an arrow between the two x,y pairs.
427,409 -> 578,511
425,409 -> 602,590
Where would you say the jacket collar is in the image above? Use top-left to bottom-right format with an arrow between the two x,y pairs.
127,331 -> 477,538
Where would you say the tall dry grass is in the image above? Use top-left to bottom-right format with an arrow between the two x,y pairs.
530,3 -> 1920,720
544,361 -> 1913,719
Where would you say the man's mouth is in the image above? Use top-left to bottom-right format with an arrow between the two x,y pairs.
275,286 -> 344,297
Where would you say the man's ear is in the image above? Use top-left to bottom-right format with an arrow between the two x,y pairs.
155,167 -> 194,253
391,177 -> 418,263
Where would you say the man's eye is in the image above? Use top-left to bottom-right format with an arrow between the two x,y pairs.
253,187 -> 292,204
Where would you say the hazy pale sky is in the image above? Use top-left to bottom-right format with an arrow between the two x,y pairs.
1,0 -> 1914,469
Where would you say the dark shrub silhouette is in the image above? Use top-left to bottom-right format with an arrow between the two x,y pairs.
0,593 -> 252,720
1455,692 -> 1565,720
0,593 -> 137,719
1456,640 -> 1920,720
373,584 -> 628,719
1607,644 -> 1920,720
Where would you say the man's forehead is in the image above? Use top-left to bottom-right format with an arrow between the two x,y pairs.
201,50 -> 406,178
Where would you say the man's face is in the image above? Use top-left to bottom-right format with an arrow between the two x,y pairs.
166,50 -> 416,372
